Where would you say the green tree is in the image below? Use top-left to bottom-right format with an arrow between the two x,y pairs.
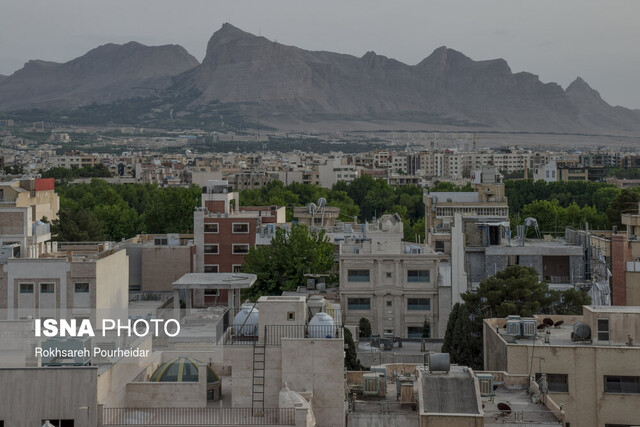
358,317 -> 372,338
441,303 -> 460,355
552,288 -> 592,314
52,208 -> 106,241
606,189 -> 640,229
450,304 -> 480,368
242,224 -> 335,298
344,327 -> 363,371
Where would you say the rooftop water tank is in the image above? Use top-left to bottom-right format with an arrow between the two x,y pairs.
572,321 -> 591,341
234,305 -> 259,336
308,312 -> 335,338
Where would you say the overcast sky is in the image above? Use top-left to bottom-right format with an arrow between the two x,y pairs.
1,0 -> 639,108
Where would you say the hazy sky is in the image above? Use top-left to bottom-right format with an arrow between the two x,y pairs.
1,0 -> 639,108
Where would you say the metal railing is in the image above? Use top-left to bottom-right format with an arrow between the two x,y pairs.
103,407 -> 296,426
223,324 -> 344,346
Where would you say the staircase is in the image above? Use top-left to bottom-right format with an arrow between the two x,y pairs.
251,342 -> 266,415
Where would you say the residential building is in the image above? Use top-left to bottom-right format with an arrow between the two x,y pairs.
194,180 -> 286,275
484,306 -> 640,427
339,214 -> 449,338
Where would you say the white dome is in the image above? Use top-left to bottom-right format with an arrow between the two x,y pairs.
308,312 -> 335,338
233,305 -> 259,336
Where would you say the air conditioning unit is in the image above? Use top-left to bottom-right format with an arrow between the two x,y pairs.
477,373 -> 494,397
506,316 -> 522,337
522,318 -> 537,337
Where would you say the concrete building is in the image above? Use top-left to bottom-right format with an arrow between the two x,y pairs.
533,160 -> 558,182
484,306 -> 640,427
0,178 -> 59,258
0,243 -> 129,325
294,206 -> 341,228
194,180 -> 286,275
339,214 -> 449,338
222,295 -> 346,427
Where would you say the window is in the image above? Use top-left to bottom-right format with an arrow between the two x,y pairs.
204,265 -> 219,273
407,326 -> 423,338
40,283 -> 55,294
19,283 -> 33,294
597,318 -> 610,341
347,269 -> 370,282
232,244 -> 250,254
407,298 -> 430,311
407,270 -> 430,283
386,272 -> 392,279
204,244 -> 219,254
535,373 -> 568,393
204,223 -> 219,233
386,301 -> 393,307
232,264 -> 243,273
42,421 -> 74,427
154,237 -> 168,246
232,223 -> 249,233
435,241 -> 445,252
604,376 -> 640,394
204,289 -> 220,296
347,298 -> 370,310
287,312 -> 295,321
74,283 -> 89,293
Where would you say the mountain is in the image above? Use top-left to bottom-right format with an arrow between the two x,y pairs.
0,42 -> 199,110
565,77 -> 640,133
0,23 -> 638,135
0,74 -> 6,83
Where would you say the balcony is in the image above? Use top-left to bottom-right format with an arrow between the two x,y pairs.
223,324 -> 343,346
102,407 -> 295,426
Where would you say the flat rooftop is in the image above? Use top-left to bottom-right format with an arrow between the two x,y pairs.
483,384 -> 561,425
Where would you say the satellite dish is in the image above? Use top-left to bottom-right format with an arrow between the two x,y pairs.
497,402 -> 512,415
537,323 -> 546,330
554,320 -> 564,327
543,318 -> 554,327
317,197 -> 327,208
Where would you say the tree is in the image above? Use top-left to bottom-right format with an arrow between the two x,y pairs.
344,327 -> 363,371
52,208 -> 106,241
242,224 -> 335,298
606,189 -> 640,229
422,317 -> 431,338
358,317 -> 372,338
450,304 -> 480,368
441,303 -> 460,355
551,288 -> 592,314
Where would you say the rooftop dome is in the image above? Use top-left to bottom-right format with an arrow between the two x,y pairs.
149,357 -> 220,383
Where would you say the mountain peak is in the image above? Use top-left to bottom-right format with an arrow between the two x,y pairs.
566,76 -> 602,100
209,23 -> 258,44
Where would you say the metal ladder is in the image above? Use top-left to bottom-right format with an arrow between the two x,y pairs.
251,339 -> 266,416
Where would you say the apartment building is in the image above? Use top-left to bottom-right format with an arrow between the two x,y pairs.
484,306 -> 640,427
424,166 -> 509,254
0,178 -> 59,258
194,181 -> 286,276
0,243 -> 128,325
51,151 -> 97,169
339,214 -> 449,338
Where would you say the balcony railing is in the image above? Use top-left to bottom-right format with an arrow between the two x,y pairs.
223,324 -> 343,346
102,407 -> 295,426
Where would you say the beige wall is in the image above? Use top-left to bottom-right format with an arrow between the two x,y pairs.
94,249 -> 129,324
140,246 -> 192,292
484,319 -> 640,427
0,366 -> 98,426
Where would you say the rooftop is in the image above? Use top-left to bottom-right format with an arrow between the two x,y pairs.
420,366 -> 481,415
483,384 -> 561,425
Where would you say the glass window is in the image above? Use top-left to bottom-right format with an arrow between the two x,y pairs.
40,283 -> 55,294
74,283 -> 89,293
535,373 -> 569,393
19,283 -> 33,294
407,270 -> 430,283
204,223 -> 219,233
204,289 -> 220,296
233,265 -> 243,273
204,244 -> 219,254
347,269 -> 370,282
407,326 -> 423,338
604,376 -> 640,394
407,298 -> 430,311
597,318 -> 610,341
232,244 -> 250,254
204,265 -> 219,273
232,223 -> 249,233
347,298 -> 370,310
